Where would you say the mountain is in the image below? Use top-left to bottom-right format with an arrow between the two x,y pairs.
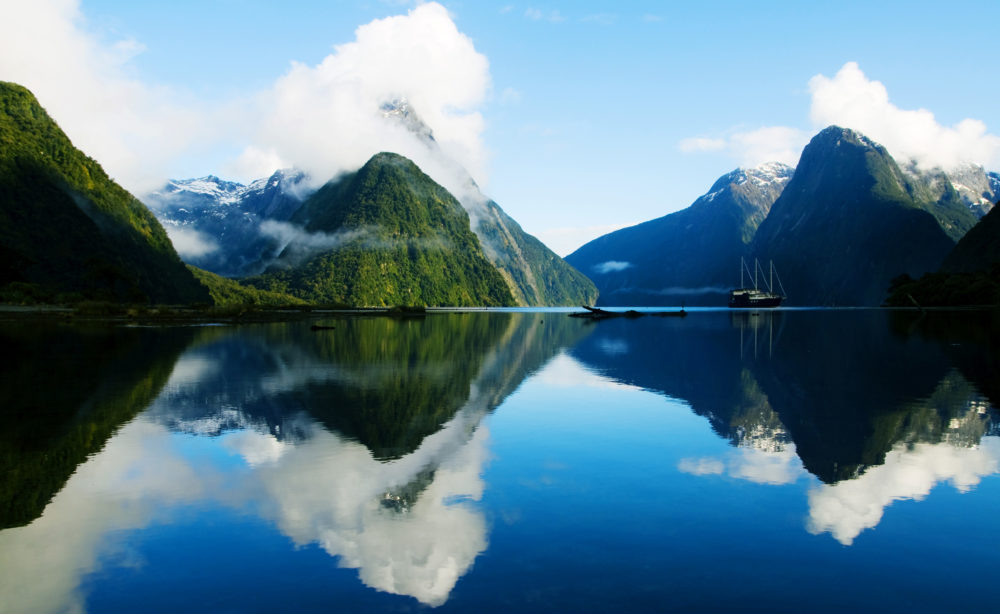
245,152 -> 515,307
565,162 -> 793,306
476,198 -> 597,305
144,99 -> 594,306
144,169 -> 309,277
905,161 -> 998,219
567,310 -> 996,486
0,81 -> 208,304
753,126 -> 979,306
380,99 -> 597,306
0,322 -> 196,528
942,204 -> 1000,273
885,205 -> 1000,306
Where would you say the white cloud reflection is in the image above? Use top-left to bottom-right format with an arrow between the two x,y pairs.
0,420 -> 212,614
0,340 -> 497,612
240,407 -> 490,606
807,438 -> 1000,545
678,445 -> 806,486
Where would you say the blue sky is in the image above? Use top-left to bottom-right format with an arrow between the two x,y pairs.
3,0 -> 1000,254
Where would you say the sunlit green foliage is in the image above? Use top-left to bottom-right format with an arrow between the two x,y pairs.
246,153 -> 514,307
0,81 -> 208,304
188,265 -> 305,306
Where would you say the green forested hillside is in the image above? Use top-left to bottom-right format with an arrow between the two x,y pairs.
0,81 -> 208,304
188,265 -> 305,307
246,152 -> 515,307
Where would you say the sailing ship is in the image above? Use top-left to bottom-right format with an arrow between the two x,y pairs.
728,258 -> 786,308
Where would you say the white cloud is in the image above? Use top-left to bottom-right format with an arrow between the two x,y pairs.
163,226 -> 219,258
679,61 -> 1000,171
0,386 -> 494,611
593,260 -> 632,274
727,127 -> 808,168
678,446 -> 805,485
532,353 -> 644,392
679,128 -> 807,168
0,0 -> 214,194
251,418 -> 490,607
0,1 -> 492,202
598,338 -> 629,356
727,447 -> 804,485
807,437 -> 1000,545
808,61 -> 1000,170
259,220 -> 369,255
243,2 -> 492,194
0,420 -> 212,614
678,457 -> 725,476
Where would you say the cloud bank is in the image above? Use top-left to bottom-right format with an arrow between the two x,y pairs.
163,226 -> 219,259
234,2 -> 491,194
808,62 -> 1000,170
807,438 -> 1000,545
0,1 -> 492,200
0,0 -> 212,193
681,61 -> 1000,171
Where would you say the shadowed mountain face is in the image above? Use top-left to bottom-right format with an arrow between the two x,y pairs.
566,163 -> 793,306
0,82 -> 209,304
570,126 -> 988,308
753,127 -> 978,306
0,323 -> 196,528
569,310 -> 998,485
941,204 -> 1000,274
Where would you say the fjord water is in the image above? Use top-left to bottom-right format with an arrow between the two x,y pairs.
1,310 -> 998,612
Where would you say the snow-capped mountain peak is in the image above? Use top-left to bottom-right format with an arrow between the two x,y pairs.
380,97 -> 436,144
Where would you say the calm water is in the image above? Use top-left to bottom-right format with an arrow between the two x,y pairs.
1,310 -> 999,612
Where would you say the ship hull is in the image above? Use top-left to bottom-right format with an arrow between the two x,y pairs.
728,290 -> 783,308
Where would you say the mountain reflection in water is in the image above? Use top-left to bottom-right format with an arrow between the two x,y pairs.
1,309 -> 998,612
570,309 -> 1000,544
0,313 -> 590,612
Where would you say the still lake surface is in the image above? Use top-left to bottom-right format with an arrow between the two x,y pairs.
1,309 -> 999,612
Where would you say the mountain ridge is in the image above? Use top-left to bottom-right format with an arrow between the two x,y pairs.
245,152 -> 516,307
565,161 -> 793,306
0,81 -> 208,304
754,125 -> 977,305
